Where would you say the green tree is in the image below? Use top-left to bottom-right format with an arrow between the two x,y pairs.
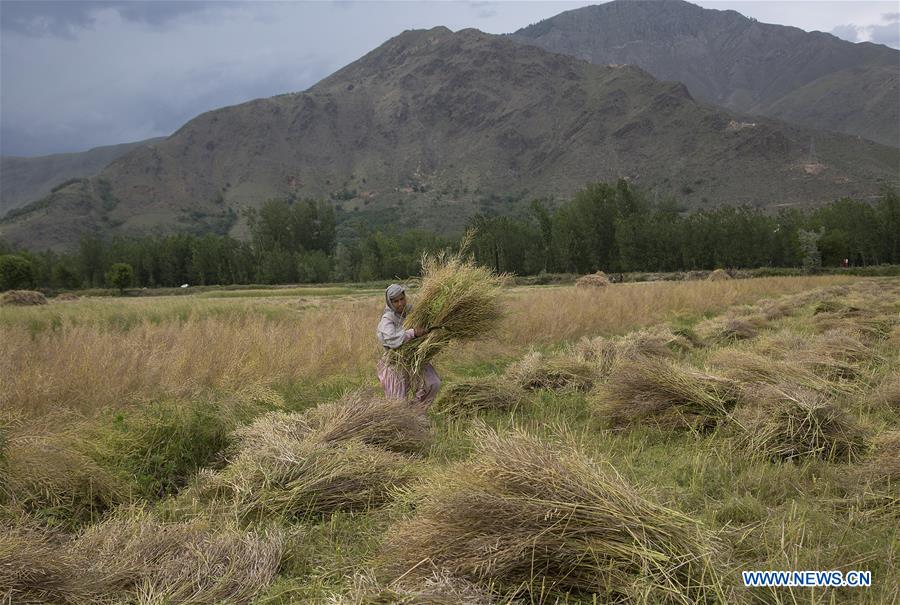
0,254 -> 36,290
106,262 -> 134,294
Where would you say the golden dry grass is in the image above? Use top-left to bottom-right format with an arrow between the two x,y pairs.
0,275 -> 860,416
378,426 -> 728,604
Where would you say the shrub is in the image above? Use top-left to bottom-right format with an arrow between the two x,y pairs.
105,262 -> 134,294
0,254 -> 36,290
90,398 -> 239,499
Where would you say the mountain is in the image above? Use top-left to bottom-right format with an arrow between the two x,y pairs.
509,0 -> 900,147
0,138 -> 165,218
2,27 -> 898,251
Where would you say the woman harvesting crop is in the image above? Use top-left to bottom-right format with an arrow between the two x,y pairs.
375,241 -> 506,411
376,284 -> 441,410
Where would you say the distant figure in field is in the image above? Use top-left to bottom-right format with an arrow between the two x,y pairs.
376,284 -> 441,409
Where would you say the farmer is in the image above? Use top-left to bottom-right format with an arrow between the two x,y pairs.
376,283 -> 441,409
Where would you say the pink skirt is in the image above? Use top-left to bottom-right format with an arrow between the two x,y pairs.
377,357 -> 441,406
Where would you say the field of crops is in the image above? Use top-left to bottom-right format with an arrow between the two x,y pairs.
1,274 -> 897,604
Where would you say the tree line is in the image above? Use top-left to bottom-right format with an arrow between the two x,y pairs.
1,182 -> 898,291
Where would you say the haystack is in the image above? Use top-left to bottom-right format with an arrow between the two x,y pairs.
0,290 -> 47,305
706,269 -> 731,281
575,270 -> 610,288
192,438 -> 417,521
233,390 -> 432,456
70,512 -> 284,605
595,358 -> 740,430
503,351 -> 597,392
731,386 -> 868,462
387,242 -> 506,379
378,427 -> 727,603
434,377 -> 526,417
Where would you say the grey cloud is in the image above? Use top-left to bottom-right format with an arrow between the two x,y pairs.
831,23 -> 861,42
0,1 -> 215,38
868,19 -> 900,47
831,12 -> 900,48
0,54 -> 334,156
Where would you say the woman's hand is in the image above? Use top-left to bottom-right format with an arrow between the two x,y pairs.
414,326 -> 429,337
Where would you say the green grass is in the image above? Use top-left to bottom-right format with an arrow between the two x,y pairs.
199,286 -> 373,298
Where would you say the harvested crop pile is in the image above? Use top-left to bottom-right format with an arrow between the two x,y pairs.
504,351 -> 597,392
695,314 -> 765,344
70,514 -> 283,605
1,418 -> 125,526
233,390 -> 432,456
570,326 -> 695,378
433,377 -> 525,417
191,438 -> 417,521
575,270 -> 610,288
871,372 -> 900,411
731,386 -> 868,462
754,329 -> 880,384
0,290 -> 47,305
709,349 -> 840,395
706,269 -> 730,281
379,427 -> 727,604
595,358 -> 740,430
387,244 -> 505,379
857,430 -> 900,484
812,311 -> 897,341
332,571 -> 495,605
0,525 -> 94,605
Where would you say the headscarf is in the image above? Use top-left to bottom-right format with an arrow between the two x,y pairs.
377,283 -> 413,349
385,283 -> 406,314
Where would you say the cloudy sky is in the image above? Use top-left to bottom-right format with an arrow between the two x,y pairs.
2,0 -> 898,157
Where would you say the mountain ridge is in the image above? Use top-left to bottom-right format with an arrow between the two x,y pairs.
509,0 -> 899,146
2,26 -> 897,251
0,137 -> 166,218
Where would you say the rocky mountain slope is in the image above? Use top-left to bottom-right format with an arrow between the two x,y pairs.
509,0 -> 899,146
2,27 -> 897,250
0,138 -> 164,217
